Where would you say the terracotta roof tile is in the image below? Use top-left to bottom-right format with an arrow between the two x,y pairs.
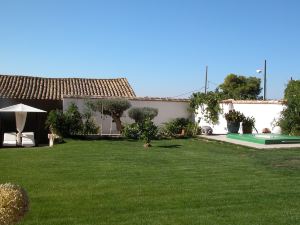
0,74 -> 136,100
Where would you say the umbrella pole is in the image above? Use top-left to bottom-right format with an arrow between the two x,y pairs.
15,112 -> 27,146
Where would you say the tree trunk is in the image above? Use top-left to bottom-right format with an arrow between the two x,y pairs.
144,143 -> 151,148
112,115 -> 122,132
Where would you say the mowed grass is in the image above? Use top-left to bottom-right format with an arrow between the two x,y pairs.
1,138 -> 300,225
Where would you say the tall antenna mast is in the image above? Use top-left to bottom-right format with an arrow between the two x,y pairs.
263,60 -> 267,100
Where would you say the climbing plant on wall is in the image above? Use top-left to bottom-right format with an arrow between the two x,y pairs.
189,91 -> 223,125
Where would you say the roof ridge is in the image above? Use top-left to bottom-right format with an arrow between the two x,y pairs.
63,95 -> 189,102
0,74 -> 127,80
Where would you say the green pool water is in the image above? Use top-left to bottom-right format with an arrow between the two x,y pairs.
227,133 -> 300,145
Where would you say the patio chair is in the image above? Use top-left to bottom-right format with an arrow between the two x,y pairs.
3,133 -> 17,147
21,132 -> 35,147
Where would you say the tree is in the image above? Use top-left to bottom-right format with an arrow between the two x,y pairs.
45,103 -> 84,137
128,107 -> 158,123
278,80 -> 300,135
139,118 -> 158,148
218,74 -> 262,100
45,109 -> 67,137
64,102 -> 83,136
91,98 -> 131,132
82,110 -> 99,135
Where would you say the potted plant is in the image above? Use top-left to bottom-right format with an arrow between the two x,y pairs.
242,116 -> 255,134
225,110 -> 245,133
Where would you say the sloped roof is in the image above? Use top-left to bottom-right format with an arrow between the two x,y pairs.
0,74 -> 136,100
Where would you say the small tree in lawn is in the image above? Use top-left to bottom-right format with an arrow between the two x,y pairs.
139,118 -> 158,148
128,107 -> 158,123
91,98 -> 131,132
123,107 -> 158,140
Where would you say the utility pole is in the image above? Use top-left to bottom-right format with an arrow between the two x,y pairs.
204,66 -> 208,94
263,60 -> 267,100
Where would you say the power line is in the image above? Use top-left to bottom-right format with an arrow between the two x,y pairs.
172,87 -> 205,98
172,80 -> 220,98
208,80 -> 218,87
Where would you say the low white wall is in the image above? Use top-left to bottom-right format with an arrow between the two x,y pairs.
63,97 -> 191,134
196,102 -> 285,134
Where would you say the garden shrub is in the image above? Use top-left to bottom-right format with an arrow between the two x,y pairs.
242,116 -> 255,134
82,110 -> 99,135
45,109 -> 68,137
290,125 -> 300,136
0,183 -> 29,225
46,102 -> 95,137
123,123 -> 140,139
224,110 -> 245,122
123,119 -> 158,146
64,103 -> 84,136
185,122 -> 201,137
156,126 -> 169,139
124,107 -> 159,142
163,118 -> 190,137
278,80 -> 300,135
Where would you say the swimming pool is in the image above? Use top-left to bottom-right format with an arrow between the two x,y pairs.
227,133 -> 300,144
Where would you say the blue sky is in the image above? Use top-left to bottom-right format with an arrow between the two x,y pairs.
0,0 -> 299,99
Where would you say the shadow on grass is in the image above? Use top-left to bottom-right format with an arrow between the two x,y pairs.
157,144 -> 182,149
70,135 -> 126,141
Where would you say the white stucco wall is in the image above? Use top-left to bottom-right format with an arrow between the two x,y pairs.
196,102 -> 285,134
63,97 -> 191,134
127,100 -> 190,125
63,97 -> 285,135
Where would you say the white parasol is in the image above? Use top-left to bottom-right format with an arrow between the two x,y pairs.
0,104 -> 46,145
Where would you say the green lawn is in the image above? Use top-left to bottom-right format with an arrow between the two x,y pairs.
1,138 -> 300,225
